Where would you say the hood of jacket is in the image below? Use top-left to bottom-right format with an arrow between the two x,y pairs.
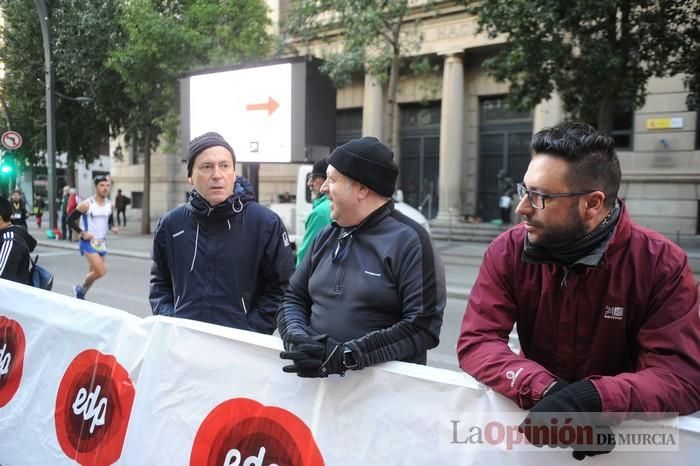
234,175 -> 256,202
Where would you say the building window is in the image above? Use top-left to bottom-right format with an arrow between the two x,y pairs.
99,138 -> 110,156
130,138 -> 142,165
335,108 -> 362,147
611,98 -> 634,150
131,191 -> 143,209
480,96 -> 531,125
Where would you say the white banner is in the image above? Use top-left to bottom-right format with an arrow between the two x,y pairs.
0,279 -> 698,465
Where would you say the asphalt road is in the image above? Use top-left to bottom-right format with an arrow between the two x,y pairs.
34,245 -> 152,318
34,244 -> 489,372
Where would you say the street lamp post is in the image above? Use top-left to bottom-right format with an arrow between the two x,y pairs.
35,0 -> 57,230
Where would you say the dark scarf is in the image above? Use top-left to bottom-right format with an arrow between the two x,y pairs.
522,200 -> 620,267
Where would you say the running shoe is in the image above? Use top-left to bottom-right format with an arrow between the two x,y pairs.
73,284 -> 86,300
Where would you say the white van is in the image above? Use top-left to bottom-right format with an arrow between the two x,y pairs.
270,164 -> 430,249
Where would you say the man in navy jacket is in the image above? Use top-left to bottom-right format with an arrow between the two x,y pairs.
149,132 -> 295,333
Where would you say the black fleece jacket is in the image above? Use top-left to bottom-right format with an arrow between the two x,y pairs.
277,202 -> 445,366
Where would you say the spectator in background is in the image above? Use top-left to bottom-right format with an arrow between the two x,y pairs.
33,195 -> 45,228
150,132 -> 294,333
66,188 -> 80,241
115,189 -> 131,227
278,137 -> 445,378
60,186 -> 70,240
0,196 -> 37,284
295,158 -> 331,266
10,189 -> 28,229
499,190 -> 513,224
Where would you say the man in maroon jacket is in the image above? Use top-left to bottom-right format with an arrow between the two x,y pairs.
457,121 -> 699,459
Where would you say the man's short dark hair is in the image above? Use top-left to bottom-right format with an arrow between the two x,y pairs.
531,121 -> 621,208
0,197 -> 11,222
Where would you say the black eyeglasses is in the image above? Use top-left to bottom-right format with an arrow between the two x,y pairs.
332,228 -> 355,264
516,183 -> 596,210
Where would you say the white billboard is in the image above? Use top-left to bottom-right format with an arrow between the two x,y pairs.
189,63 -> 293,163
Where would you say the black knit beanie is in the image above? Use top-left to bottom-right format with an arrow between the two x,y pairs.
327,137 -> 398,197
311,158 -> 328,178
186,132 -> 235,176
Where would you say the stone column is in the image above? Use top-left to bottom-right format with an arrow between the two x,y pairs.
436,52 -> 464,221
533,91 -> 564,132
362,73 -> 384,139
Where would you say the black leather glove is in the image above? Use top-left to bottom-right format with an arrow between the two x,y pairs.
280,334 -> 345,378
280,334 -> 325,374
520,380 -> 615,460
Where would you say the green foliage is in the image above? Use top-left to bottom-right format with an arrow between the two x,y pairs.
52,0 -> 130,164
0,0 -> 272,172
670,1 -> 699,110
108,0 -> 272,152
186,0 -> 272,68
468,0 -> 695,131
0,0 -> 128,169
284,0 -> 424,87
283,0 -> 435,149
0,0 -> 46,167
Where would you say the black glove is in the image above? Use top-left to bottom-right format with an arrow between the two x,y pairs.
520,380 -> 615,460
280,334 -> 325,374
280,334 -> 345,378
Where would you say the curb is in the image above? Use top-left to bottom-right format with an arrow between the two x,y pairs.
36,239 -> 151,260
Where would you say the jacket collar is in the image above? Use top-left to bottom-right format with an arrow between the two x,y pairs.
187,189 -> 246,223
601,199 -> 632,257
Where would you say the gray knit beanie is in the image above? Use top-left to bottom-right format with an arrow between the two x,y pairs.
186,132 -> 235,176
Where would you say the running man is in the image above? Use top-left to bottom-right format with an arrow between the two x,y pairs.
67,175 -> 118,299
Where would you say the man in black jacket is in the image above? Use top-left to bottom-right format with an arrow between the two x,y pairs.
277,137 -> 446,377
9,190 -> 28,229
149,132 -> 295,333
0,196 -> 37,284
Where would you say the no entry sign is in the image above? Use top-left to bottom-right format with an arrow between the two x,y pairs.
1,131 -> 22,150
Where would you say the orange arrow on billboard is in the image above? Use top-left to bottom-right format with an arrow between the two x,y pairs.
246,97 -> 279,115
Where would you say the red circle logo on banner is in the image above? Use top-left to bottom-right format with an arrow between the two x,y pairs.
54,349 -> 135,466
0,316 -> 26,408
190,397 -> 324,466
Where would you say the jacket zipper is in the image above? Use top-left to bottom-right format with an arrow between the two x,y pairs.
560,267 -> 570,288
241,297 -> 248,314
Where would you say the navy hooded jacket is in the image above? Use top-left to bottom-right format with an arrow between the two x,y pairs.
149,177 -> 295,333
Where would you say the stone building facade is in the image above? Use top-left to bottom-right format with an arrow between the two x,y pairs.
110,1 -> 699,239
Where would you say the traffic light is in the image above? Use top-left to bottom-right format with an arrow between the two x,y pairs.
0,154 -> 13,174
